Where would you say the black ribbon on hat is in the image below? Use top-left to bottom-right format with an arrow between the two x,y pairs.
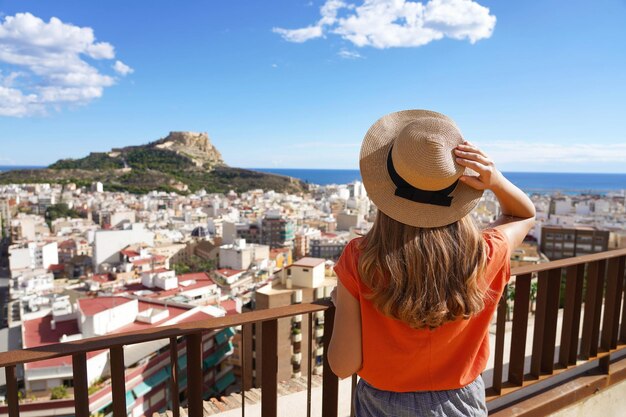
387,147 -> 458,207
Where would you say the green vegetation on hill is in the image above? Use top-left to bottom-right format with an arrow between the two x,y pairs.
0,136 -> 305,195
50,153 -> 124,170
125,148 -> 193,172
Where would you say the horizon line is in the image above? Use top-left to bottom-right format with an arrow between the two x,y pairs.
2,164 -> 626,175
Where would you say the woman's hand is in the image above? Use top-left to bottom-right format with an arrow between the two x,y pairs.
454,141 -> 504,191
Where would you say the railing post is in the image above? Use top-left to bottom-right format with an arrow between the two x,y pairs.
72,353 -> 90,417
261,319 -> 278,417
580,261 -> 604,359
169,337 -> 180,417
508,274 -> 532,385
540,269 -> 561,374
531,271 -> 549,377
492,284 -> 508,394
590,260 -> 606,357
187,332 -> 204,417
110,346 -> 127,417
322,305 -> 338,417
615,257 -> 626,344
611,256 -> 625,348
6,365 -> 19,417
242,323 -> 254,390
600,257 -> 623,372
559,264 -> 585,366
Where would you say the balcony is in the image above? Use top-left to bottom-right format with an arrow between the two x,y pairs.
2,247 -> 626,417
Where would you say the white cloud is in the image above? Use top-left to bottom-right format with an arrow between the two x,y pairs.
274,0 -> 496,49
0,12 -> 132,117
482,141 -> 626,165
273,25 -> 323,43
338,48 -> 363,59
113,60 -> 134,75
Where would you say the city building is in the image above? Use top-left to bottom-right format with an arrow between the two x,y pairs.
219,239 -> 270,270
309,235 -> 347,260
93,224 -> 155,272
540,225 -> 610,260
253,258 -> 334,384
8,241 -> 59,274
261,215 -> 295,249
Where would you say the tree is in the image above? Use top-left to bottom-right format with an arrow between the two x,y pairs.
172,255 -> 215,275
50,385 -> 69,400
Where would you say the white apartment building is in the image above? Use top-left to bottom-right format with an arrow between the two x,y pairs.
141,269 -> 178,290
13,270 -> 54,296
289,257 -> 326,289
219,239 -> 270,270
93,223 -> 155,271
9,241 -> 59,274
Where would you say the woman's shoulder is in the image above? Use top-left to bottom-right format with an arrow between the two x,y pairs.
346,236 -> 365,250
481,227 -> 509,256
337,237 -> 365,264
480,227 -> 511,286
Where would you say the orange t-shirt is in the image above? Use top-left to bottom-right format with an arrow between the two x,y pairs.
334,228 -> 511,392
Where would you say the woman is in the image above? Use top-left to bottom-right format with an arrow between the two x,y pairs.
328,110 -> 535,416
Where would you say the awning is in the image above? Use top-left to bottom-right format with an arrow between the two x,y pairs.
132,381 -> 151,397
215,327 -> 236,345
145,368 -> 169,387
214,371 -> 236,393
178,354 -> 187,370
125,391 -> 135,409
203,342 -> 233,369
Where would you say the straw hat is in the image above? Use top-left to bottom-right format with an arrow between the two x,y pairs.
360,109 -> 483,228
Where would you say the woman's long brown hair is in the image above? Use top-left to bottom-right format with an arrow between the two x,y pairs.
358,211 -> 489,329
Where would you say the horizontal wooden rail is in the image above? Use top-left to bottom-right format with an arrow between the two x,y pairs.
510,247 -> 626,276
0,300 -> 331,368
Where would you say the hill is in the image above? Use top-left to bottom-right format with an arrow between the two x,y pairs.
0,132 -> 305,194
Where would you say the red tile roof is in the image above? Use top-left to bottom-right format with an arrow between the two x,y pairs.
78,297 -> 134,316
22,315 -> 104,370
91,273 -> 115,283
58,239 -> 76,249
292,257 -> 325,268
121,249 -> 140,258
48,264 -> 65,272
220,299 -> 239,316
131,255 -> 167,265
178,272 -> 212,281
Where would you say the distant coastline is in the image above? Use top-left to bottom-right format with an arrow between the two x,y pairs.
0,165 -> 46,171
2,166 -> 625,194
252,168 -> 626,194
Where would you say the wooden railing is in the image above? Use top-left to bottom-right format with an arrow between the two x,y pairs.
2,247 -> 626,417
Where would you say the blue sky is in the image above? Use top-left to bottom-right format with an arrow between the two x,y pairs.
0,0 -> 625,172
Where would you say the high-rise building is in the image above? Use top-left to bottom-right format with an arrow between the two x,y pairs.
540,225 -> 610,260
253,258 -> 333,384
261,215 -> 295,249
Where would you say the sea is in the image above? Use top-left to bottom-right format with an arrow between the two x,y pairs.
252,168 -> 626,195
2,166 -> 625,195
